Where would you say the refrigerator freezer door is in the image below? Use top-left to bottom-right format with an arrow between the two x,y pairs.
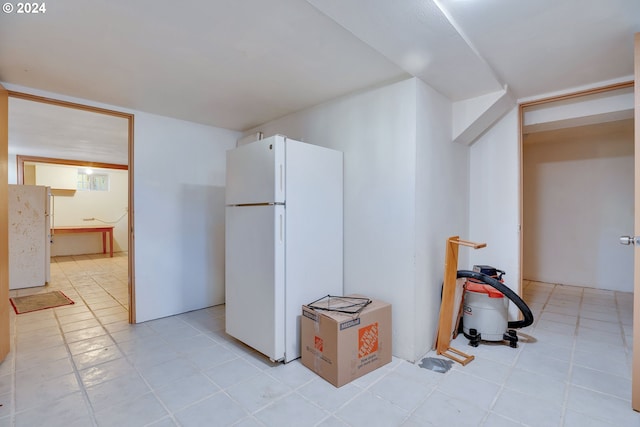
225,204 -> 285,361
226,135 -> 285,205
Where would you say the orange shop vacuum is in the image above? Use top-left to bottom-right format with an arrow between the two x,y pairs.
457,265 -> 534,348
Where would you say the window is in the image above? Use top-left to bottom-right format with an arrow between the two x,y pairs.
77,170 -> 109,191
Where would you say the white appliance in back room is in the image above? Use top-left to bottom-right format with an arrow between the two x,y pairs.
8,184 -> 51,289
225,135 -> 343,363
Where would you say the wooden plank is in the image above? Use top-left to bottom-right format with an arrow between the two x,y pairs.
441,347 -> 475,366
632,31 -> 640,413
435,236 -> 486,365
455,239 -> 487,249
0,83 -> 9,362
53,225 -> 114,232
435,236 -> 459,354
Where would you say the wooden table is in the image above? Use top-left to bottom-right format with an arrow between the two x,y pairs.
52,225 -> 115,257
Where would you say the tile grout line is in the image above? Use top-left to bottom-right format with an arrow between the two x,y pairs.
6,305 -> 17,426
482,279 -> 555,426
61,253 -> 176,426
614,290 -> 634,378
386,359 -> 444,427
111,304 -> 251,424
41,254 -> 129,425
55,255 -> 101,427
8,270 -> 636,426
558,282 -> 583,427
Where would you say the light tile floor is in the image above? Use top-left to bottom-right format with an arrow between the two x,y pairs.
1,257 -> 639,426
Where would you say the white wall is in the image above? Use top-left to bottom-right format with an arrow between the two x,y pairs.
3,83 -> 240,323
415,79 -> 469,357
468,108 -> 521,318
246,78 -> 466,361
133,113 -> 238,322
247,78 -> 419,360
523,121 -> 633,291
45,165 -> 129,256
7,154 -> 17,185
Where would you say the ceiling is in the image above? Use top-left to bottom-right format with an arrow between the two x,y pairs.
1,0 -> 639,162
8,97 -> 129,165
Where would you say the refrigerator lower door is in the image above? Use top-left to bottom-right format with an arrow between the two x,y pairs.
225,204 -> 285,361
8,185 -> 48,289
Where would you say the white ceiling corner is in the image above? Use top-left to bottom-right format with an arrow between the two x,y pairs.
306,0 -> 504,100
437,0 -> 640,99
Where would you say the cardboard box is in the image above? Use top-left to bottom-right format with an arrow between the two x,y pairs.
301,296 -> 392,387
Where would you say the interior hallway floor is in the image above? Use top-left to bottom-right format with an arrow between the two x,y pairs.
1,256 -> 639,427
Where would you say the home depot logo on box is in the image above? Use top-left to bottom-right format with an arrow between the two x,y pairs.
314,336 -> 323,352
358,322 -> 379,358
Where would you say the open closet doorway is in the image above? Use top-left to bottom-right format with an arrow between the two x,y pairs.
6,92 -> 136,323
520,82 -> 634,292
519,80 -> 636,410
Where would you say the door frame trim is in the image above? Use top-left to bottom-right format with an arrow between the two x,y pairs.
633,32 -> 640,412
0,83 -> 9,361
7,91 -> 137,323
16,155 -> 128,184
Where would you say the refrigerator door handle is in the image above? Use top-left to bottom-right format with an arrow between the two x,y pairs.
279,164 -> 284,194
279,213 -> 284,242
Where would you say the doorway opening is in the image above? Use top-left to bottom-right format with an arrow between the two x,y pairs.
6,92 -> 136,322
518,80 -> 636,412
519,81 -> 634,294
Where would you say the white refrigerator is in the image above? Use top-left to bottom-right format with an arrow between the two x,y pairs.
225,135 -> 343,362
8,184 -> 51,290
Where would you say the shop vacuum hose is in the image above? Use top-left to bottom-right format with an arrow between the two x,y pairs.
457,270 -> 534,330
